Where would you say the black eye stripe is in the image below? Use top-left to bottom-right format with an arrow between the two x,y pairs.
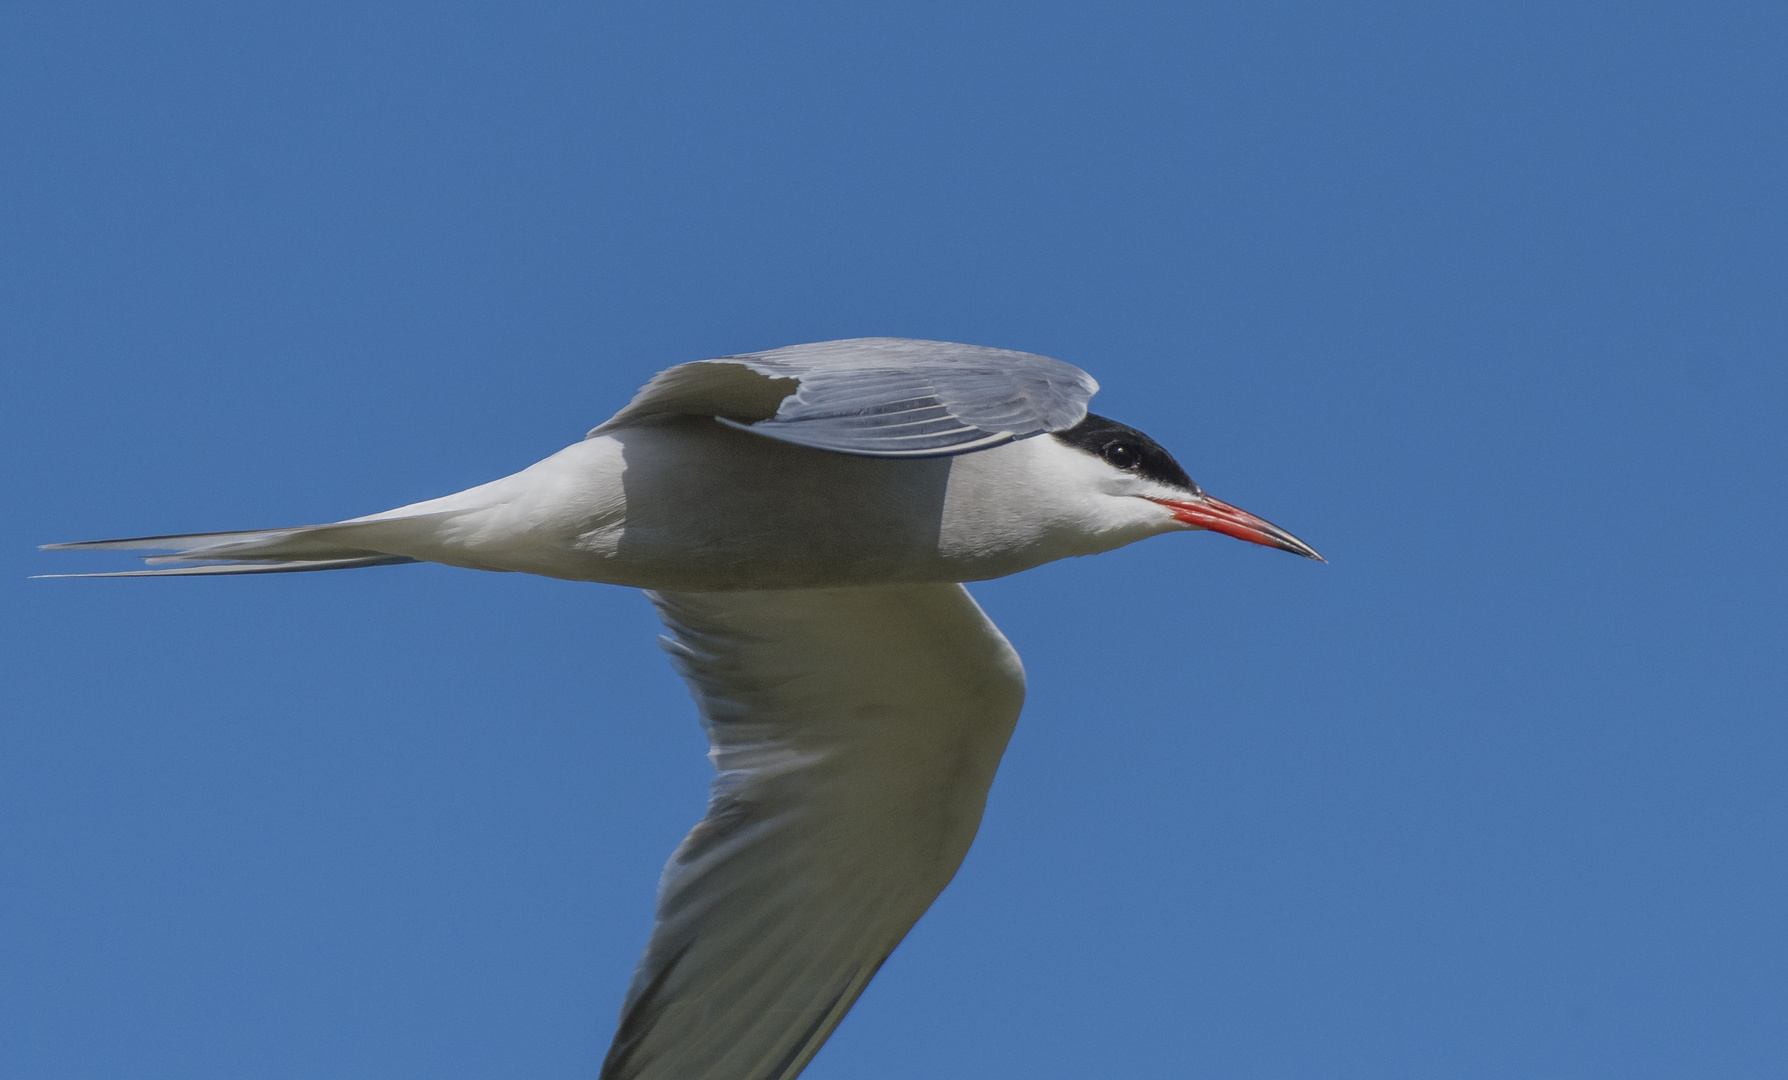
1051,412 -> 1197,491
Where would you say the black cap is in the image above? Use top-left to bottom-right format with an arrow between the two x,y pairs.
1050,413 -> 1197,492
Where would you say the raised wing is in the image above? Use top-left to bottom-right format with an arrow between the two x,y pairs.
591,338 -> 1099,458
605,584 -> 1026,1080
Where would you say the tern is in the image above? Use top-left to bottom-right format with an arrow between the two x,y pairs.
43,338 -> 1321,1080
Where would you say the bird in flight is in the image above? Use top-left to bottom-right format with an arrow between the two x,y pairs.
43,338 -> 1321,1080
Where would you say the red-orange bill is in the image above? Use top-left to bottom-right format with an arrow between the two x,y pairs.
1150,495 -> 1325,562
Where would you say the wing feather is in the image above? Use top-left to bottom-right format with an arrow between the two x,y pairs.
591,338 -> 1098,458
602,583 -> 1026,1080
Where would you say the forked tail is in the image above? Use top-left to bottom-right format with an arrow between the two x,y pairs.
36,516 -> 450,578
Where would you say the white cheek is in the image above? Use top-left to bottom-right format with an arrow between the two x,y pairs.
936,439 -> 1185,564
1098,495 -> 1186,545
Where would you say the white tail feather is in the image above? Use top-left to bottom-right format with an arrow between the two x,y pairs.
38,514 -> 457,577
33,555 -> 418,579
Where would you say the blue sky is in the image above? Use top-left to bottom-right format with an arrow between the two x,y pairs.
3,3 -> 1784,1077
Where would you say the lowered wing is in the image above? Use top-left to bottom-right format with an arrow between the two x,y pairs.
605,583 -> 1026,1080
591,337 -> 1099,458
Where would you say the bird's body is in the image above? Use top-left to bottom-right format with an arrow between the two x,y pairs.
332,419 -> 1174,590
43,338 -> 1320,1080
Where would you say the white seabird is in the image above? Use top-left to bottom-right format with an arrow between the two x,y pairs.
43,338 -> 1322,1080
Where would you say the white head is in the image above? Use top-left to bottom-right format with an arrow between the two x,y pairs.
937,412 -> 1322,574
1046,412 -> 1323,560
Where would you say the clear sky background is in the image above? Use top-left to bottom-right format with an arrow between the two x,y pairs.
3,3 -> 1785,1078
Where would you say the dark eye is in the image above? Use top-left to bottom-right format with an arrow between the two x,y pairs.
1102,441 -> 1141,470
